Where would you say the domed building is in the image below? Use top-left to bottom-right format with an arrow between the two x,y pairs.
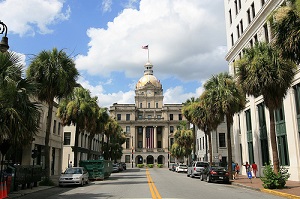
109,61 -> 185,168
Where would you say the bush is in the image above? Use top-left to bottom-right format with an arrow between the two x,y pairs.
157,164 -> 163,168
261,164 -> 290,189
137,164 -> 144,168
147,164 -> 154,168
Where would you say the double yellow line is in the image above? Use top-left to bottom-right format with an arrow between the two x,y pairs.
146,169 -> 162,199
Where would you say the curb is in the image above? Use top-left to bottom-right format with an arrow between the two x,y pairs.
232,182 -> 300,199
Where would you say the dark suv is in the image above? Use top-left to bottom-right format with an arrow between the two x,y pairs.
187,161 -> 209,178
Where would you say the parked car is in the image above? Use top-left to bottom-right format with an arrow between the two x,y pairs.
169,163 -> 178,172
112,163 -> 119,173
176,164 -> 188,173
187,161 -> 209,178
200,166 -> 230,183
59,167 -> 89,187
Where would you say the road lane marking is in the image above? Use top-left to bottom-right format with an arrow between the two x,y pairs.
146,169 -> 162,199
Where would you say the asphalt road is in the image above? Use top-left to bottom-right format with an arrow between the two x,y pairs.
17,168 -> 283,199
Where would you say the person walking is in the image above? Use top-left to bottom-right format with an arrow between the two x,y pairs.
232,162 -> 236,180
244,161 -> 252,183
235,163 -> 240,179
252,162 -> 258,178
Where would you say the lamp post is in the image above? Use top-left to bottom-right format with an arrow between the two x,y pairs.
0,21 -> 9,52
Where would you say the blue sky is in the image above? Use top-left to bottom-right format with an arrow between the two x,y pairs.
0,0 -> 228,108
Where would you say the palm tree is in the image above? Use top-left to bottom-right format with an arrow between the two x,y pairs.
236,42 -> 296,174
87,107 -> 109,159
57,87 -> 97,166
182,97 -> 199,161
204,72 -> 245,179
190,95 -> 223,166
0,52 -> 40,159
269,0 -> 300,64
27,48 -> 79,178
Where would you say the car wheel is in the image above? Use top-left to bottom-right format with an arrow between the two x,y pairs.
190,173 -> 194,178
200,174 -> 204,181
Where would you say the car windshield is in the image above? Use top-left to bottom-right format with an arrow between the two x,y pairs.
211,167 -> 226,171
196,162 -> 208,167
65,168 -> 82,174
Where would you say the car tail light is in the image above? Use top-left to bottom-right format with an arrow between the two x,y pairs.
225,172 -> 229,176
210,171 -> 217,175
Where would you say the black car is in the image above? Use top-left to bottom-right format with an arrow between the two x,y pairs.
200,166 -> 230,183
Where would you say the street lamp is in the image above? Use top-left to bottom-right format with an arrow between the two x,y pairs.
0,20 -> 9,52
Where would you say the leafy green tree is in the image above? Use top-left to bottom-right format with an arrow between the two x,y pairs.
269,0 -> 300,64
182,97 -> 199,160
0,52 -> 40,157
236,42 -> 296,174
170,143 -> 185,161
57,87 -> 97,166
173,123 -> 193,164
204,72 -> 245,179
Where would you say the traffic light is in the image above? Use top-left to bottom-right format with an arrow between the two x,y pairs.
31,149 -> 38,158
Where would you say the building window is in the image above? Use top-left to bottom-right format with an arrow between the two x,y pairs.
202,136 -> 205,149
158,141 -> 161,148
126,114 -> 130,121
240,19 -> 243,34
219,133 -> 226,147
251,2 -> 255,18
179,114 -> 182,120
249,39 -> 253,48
234,0 -> 238,15
138,127 -> 143,134
231,33 -> 234,46
257,103 -> 269,165
264,23 -> 269,43
157,115 -> 161,119
126,126 -> 130,133
247,9 -> 251,24
261,0 -> 265,6
199,138 -> 202,150
140,103 -> 142,108
148,115 -> 151,119
58,122 -> 61,135
138,115 -> 142,119
64,132 -> 71,145
170,114 -> 173,121
125,155 -> 130,163
156,102 -> 158,108
238,0 -> 241,10
170,126 -> 174,133
138,141 -> 143,148
126,138 -> 130,149
229,9 -> 232,24
254,34 -> 258,44
170,138 -> 174,146
117,114 -> 121,121
53,120 -> 56,134
148,102 -> 150,108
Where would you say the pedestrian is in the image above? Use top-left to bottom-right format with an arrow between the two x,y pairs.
252,162 -> 258,178
232,162 -> 236,180
244,161 -> 252,182
235,163 -> 240,179
68,161 -> 73,168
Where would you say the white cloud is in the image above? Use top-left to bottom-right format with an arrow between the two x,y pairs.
163,85 -> 204,104
101,0 -> 112,13
0,0 -> 70,36
76,0 -> 227,83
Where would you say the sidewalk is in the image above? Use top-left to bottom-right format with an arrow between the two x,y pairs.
232,175 -> 300,198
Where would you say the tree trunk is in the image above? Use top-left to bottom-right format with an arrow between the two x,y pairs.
269,108 -> 279,174
44,101 -> 54,179
226,115 -> 233,180
193,124 -> 196,161
208,132 -> 213,166
73,125 -> 80,167
205,133 -> 208,162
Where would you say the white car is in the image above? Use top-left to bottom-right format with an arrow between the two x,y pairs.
59,167 -> 89,187
176,164 -> 188,173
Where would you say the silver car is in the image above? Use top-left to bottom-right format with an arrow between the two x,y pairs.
187,161 -> 209,178
59,167 -> 89,187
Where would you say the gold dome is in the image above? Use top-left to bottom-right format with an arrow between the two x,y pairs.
136,74 -> 162,89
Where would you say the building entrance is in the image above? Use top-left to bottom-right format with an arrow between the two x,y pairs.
146,155 -> 154,164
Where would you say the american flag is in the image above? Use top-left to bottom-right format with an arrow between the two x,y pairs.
146,127 -> 154,148
142,45 -> 148,49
